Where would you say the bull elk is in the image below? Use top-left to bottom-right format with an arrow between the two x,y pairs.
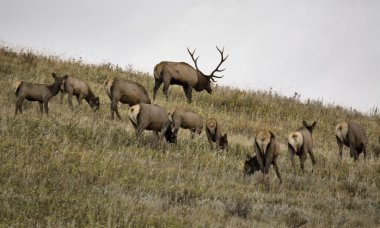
205,118 -> 228,151
153,46 -> 228,103
104,77 -> 151,120
14,73 -> 67,115
61,76 -> 100,111
287,121 -> 317,172
128,103 -> 176,143
168,107 -> 203,139
335,121 -> 367,160
244,130 -> 282,183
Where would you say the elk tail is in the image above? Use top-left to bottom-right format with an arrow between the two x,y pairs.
128,104 -> 140,125
13,80 -> 23,95
154,63 -> 164,80
104,78 -> 114,98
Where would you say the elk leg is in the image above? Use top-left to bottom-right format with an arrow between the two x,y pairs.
159,122 -> 170,142
39,102 -> 43,114
264,152 -> 274,175
350,145 -> 358,161
111,99 -> 121,120
272,161 -> 282,184
68,92 -> 74,109
289,152 -> 296,172
190,129 -> 195,139
163,82 -> 170,100
183,85 -> 193,103
153,79 -> 162,100
15,97 -> 24,115
77,94 -> 83,105
206,130 -> 215,150
308,150 -> 316,166
300,153 -> 306,172
336,137 -> 343,159
60,88 -> 65,104
43,101 -> 49,114
362,144 -> 367,159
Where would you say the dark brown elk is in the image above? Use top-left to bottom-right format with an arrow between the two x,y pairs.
60,76 -> 100,111
153,46 -> 228,103
205,118 -> 228,151
14,73 -> 67,115
287,121 -> 317,172
244,130 -> 282,183
104,77 -> 151,120
335,121 -> 368,160
168,107 -> 203,139
128,103 -> 176,143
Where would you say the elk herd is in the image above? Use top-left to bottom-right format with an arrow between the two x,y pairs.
12,46 -> 373,184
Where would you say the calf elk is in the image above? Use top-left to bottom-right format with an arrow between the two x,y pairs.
14,73 -> 67,115
61,76 -> 99,111
104,77 -> 151,120
205,118 -> 228,151
168,108 -> 203,139
244,130 -> 282,183
335,121 -> 367,160
287,121 -> 317,172
128,104 -> 176,143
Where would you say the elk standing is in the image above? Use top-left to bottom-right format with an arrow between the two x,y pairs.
153,46 -> 228,103
205,118 -> 228,151
335,121 -> 367,160
128,103 -> 176,143
168,108 -> 203,139
287,121 -> 317,172
14,73 -> 67,115
61,76 -> 100,111
104,78 -> 151,120
244,130 -> 282,183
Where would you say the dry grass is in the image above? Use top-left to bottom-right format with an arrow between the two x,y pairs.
0,46 -> 379,227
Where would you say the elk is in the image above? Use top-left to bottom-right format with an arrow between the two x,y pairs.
60,76 -> 100,111
14,73 -> 68,115
168,107 -> 203,139
244,130 -> 282,183
128,103 -> 176,143
335,121 -> 368,160
287,121 -> 317,172
104,77 -> 151,120
153,46 -> 228,103
205,118 -> 228,151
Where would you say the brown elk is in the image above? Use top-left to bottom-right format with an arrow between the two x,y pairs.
287,121 -> 317,172
153,46 -> 228,103
205,118 -> 228,151
128,103 -> 176,143
60,76 -> 100,111
335,121 -> 368,160
14,73 -> 68,115
244,130 -> 282,183
104,77 -> 151,120
168,107 -> 203,139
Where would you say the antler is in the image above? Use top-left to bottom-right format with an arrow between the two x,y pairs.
208,46 -> 229,81
187,47 -> 200,71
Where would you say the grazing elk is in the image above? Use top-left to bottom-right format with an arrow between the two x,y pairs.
14,73 -> 67,115
60,76 -> 100,111
244,130 -> 282,183
128,103 -> 176,143
287,121 -> 317,172
168,107 -> 203,139
205,118 -> 228,151
104,77 -> 151,120
335,121 -> 368,160
153,46 -> 228,103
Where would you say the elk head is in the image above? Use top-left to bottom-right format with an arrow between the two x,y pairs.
187,46 -> 228,94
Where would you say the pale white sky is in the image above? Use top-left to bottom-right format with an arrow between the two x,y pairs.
1,0 -> 379,113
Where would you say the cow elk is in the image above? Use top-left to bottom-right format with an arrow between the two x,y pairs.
168,107 -> 203,139
205,118 -> 228,151
104,77 -> 151,120
244,130 -> 282,183
61,76 -> 100,111
287,121 -> 317,172
335,121 -> 368,160
153,46 -> 228,103
14,73 -> 68,115
128,103 -> 176,143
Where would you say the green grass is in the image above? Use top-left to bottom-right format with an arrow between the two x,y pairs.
0,46 -> 379,227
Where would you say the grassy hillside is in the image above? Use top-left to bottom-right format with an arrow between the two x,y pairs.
0,46 -> 379,227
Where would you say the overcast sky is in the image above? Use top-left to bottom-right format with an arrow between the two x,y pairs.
1,0 -> 379,113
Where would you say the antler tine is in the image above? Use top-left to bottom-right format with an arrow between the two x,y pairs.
209,46 -> 229,78
187,47 -> 200,71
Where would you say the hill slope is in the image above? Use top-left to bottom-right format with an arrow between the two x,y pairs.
0,46 -> 379,227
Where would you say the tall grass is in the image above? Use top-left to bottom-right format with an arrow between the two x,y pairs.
0,46 -> 379,227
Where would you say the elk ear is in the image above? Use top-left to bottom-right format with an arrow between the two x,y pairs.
302,120 -> 308,127
52,73 -> 56,78
311,121 -> 317,128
